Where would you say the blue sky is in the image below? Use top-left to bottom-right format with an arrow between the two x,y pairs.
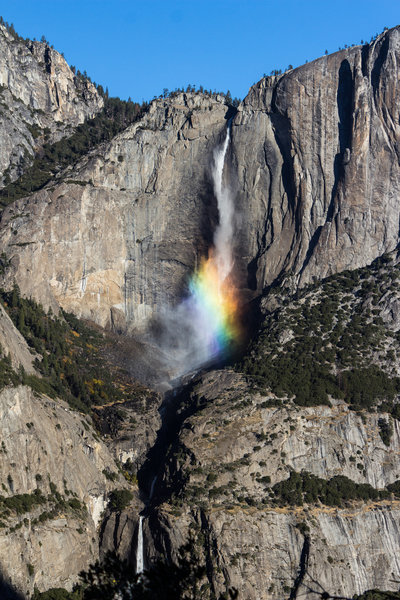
1,0 -> 399,103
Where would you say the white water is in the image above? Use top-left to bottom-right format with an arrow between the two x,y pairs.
136,515 -> 144,574
149,475 -> 157,500
212,125 -> 234,282
152,125 -> 235,379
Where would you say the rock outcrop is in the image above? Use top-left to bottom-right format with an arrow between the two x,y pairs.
1,28 -> 400,336
0,384 -> 139,597
233,27 -> 400,292
0,24 -> 103,187
143,370 -> 400,600
0,304 -> 35,373
0,93 -> 229,331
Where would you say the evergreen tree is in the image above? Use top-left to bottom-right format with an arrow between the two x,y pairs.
79,542 -> 237,600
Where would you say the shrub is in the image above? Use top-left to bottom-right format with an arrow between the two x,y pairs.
0,98 -> 149,207
0,489 -> 46,514
102,468 -> 118,482
272,471 -> 391,508
0,286 -> 150,412
32,587 -> 82,600
378,418 -> 393,447
108,489 -> 133,512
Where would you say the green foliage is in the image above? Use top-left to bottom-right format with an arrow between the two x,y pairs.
108,489 -> 133,512
271,471 -> 394,508
0,252 -> 10,275
338,369 -> 400,410
295,521 -> 310,535
102,468 -> 118,482
385,480 -> 400,495
0,479 -> 86,533
239,256 -> 400,409
159,83 -> 240,107
119,458 -> 138,485
78,541 -> 237,600
0,97 -> 148,206
68,498 -> 83,511
32,587 -> 82,600
378,418 -> 393,447
0,351 -> 20,390
27,123 -> 42,139
0,488 -> 46,514
0,285 -> 147,411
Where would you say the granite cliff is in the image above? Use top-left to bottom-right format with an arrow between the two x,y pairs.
1,28 -> 400,337
144,371 -> 400,600
0,23 -> 103,190
233,26 -> 400,293
0,384 -> 137,598
0,92 -> 229,338
0,21 -> 400,600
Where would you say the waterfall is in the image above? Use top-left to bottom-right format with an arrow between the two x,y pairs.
136,515 -> 144,574
147,121 -> 240,383
212,124 -> 234,282
149,475 -> 157,500
133,126 -> 237,581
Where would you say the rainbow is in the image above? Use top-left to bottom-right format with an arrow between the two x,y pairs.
187,249 -> 240,360
159,125 -> 240,378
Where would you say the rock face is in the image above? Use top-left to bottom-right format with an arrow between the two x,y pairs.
0,384 -> 138,597
0,304 -> 35,373
93,390 -> 162,473
0,24 -> 103,186
233,27 -> 400,292
152,500 -> 400,600
2,28 -> 400,335
0,93 -> 229,331
2,21 -> 400,600
143,370 -> 400,600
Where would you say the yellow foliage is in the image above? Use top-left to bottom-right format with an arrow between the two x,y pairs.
122,470 -> 138,485
84,379 -> 104,395
85,381 -> 94,394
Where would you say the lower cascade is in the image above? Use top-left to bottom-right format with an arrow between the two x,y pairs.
136,516 -> 144,574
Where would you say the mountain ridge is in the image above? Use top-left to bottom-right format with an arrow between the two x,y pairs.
1,21 -> 400,600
